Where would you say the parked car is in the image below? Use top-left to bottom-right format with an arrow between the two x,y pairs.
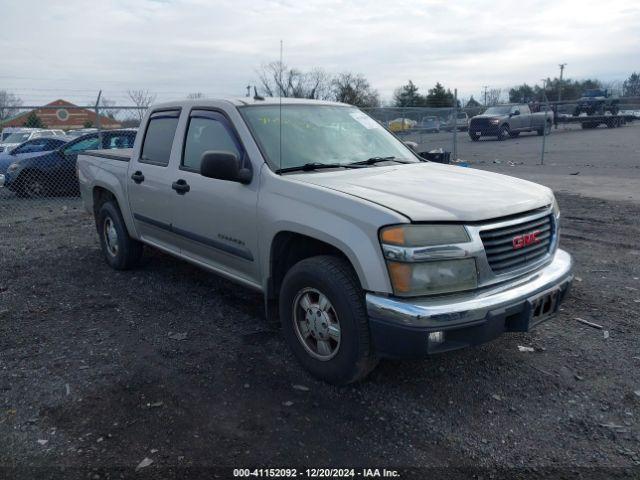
417,116 -> 440,133
0,136 -> 68,174
65,128 -> 99,139
454,112 -> 469,131
0,128 -> 67,153
1,130 -> 136,198
468,104 -> 552,141
388,117 -> 416,132
77,98 -> 573,384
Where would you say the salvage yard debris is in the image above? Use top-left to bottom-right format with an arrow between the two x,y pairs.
517,346 -> 535,352
168,332 -> 188,341
575,317 -> 603,329
135,457 -> 154,471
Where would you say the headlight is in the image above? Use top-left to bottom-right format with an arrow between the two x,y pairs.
490,119 -> 500,124
7,163 -> 19,173
380,225 -> 477,297
386,258 -> 477,296
381,224 -> 469,247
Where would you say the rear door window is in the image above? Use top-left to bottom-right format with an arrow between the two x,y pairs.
140,110 -> 180,166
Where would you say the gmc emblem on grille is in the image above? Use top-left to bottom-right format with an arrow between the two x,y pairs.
512,230 -> 541,250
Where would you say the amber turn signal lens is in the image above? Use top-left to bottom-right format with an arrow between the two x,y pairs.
380,226 -> 405,245
387,262 -> 412,293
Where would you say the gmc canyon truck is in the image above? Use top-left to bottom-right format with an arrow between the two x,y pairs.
78,98 -> 573,384
468,104 -> 552,141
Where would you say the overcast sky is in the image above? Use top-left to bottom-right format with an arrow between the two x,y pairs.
0,0 -> 638,106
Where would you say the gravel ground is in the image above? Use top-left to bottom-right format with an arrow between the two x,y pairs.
1,193 -> 639,479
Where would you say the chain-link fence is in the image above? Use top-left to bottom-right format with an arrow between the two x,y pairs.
1,98 -> 639,239
0,105 -> 141,230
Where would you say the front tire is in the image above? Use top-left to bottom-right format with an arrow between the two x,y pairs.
15,171 -> 48,198
279,255 -> 378,385
469,133 -> 480,141
497,125 -> 509,141
97,201 -> 143,270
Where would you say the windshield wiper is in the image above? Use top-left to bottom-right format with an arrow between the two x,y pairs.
276,162 -> 364,174
349,156 -> 412,166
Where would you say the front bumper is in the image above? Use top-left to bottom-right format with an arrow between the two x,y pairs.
366,249 -> 573,358
0,173 -> 4,187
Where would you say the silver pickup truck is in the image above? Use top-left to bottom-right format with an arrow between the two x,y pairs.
468,104 -> 552,141
78,98 -> 573,384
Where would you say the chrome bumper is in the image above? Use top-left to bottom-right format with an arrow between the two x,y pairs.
366,249 -> 573,329
0,174 -> 4,187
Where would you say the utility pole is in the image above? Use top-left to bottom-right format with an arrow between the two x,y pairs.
246,85 -> 251,97
558,63 -> 566,102
452,88 -> 458,161
483,85 -> 488,106
94,90 -> 102,144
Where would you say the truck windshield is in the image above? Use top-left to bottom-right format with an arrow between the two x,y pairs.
240,105 -> 418,171
483,106 -> 511,115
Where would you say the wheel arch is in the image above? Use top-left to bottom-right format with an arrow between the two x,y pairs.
268,231 -> 365,301
91,185 -> 137,237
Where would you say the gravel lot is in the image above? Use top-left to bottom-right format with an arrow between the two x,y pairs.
1,125 -> 640,479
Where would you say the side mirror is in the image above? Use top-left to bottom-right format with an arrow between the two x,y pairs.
512,110 -> 520,116
403,141 -> 418,151
200,151 -> 252,184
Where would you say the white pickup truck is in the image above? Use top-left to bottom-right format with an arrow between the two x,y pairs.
78,98 -> 573,384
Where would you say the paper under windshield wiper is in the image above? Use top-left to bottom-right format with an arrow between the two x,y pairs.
276,162 -> 364,173
349,156 -> 411,165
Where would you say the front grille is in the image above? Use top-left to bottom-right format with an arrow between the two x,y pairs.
469,118 -> 498,134
480,214 -> 553,274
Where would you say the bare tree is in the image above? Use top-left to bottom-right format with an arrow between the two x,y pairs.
0,90 -> 23,121
332,72 -> 380,108
485,88 -> 503,106
127,89 -> 157,121
187,92 -> 205,99
100,96 -> 120,120
257,62 -> 332,99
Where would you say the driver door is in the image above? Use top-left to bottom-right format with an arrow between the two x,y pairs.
168,109 -> 260,287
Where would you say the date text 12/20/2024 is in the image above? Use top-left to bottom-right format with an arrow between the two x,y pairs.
233,468 -> 400,478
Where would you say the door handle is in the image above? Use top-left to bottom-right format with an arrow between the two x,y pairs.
172,179 -> 190,194
131,171 -> 145,184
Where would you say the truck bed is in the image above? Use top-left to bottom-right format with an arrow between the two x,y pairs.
83,148 -> 133,162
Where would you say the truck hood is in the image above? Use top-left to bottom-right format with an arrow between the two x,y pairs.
471,114 -> 505,120
291,163 -> 554,222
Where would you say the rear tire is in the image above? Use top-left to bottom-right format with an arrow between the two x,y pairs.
97,201 -> 143,270
279,255 -> 378,385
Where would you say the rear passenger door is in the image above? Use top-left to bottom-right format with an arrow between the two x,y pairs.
127,110 -> 181,251
168,109 -> 260,287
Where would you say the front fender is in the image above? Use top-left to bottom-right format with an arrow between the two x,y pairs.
258,167 -> 408,294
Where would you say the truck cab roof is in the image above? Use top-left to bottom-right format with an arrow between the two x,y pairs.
150,97 -> 351,110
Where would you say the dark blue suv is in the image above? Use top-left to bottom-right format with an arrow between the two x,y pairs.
1,129 -> 136,198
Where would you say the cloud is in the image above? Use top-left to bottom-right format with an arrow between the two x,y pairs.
0,0 -> 638,105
